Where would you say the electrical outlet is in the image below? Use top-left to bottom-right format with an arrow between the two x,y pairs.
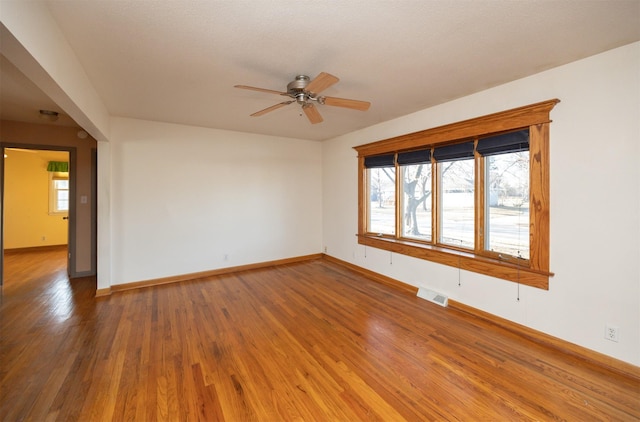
323,246 -> 327,253
605,324 -> 619,342
223,254 -> 229,261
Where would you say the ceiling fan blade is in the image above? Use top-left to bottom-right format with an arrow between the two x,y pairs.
323,96 -> 371,111
305,72 -> 339,94
250,101 -> 293,117
235,85 -> 287,96
302,103 -> 323,124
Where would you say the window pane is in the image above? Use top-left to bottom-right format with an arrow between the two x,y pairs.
439,159 -> 474,248
401,164 -> 431,240
56,190 -> 69,211
368,167 -> 396,235
54,179 -> 69,189
57,200 -> 69,211
485,151 -> 529,259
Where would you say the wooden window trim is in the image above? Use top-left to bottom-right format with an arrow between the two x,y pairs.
354,99 -> 559,290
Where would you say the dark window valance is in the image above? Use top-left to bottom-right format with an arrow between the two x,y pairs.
47,161 -> 69,172
365,129 -> 529,167
364,154 -> 395,168
397,149 -> 431,165
476,129 -> 529,156
433,142 -> 474,162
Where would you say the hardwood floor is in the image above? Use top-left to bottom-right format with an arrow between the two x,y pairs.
1,249 -> 638,421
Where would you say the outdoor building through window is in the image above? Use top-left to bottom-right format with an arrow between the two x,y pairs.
355,100 -> 559,289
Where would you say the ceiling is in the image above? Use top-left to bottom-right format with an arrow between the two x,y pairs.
1,0 -> 639,141
4,147 -> 69,163
1,55 -> 79,127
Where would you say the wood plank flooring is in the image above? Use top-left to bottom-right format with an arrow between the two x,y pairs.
1,248 -> 639,421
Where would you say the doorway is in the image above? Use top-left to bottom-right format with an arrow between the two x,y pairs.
1,145 -> 77,285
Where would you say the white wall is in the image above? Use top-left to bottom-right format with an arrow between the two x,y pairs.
109,118 -> 323,285
322,42 -> 640,366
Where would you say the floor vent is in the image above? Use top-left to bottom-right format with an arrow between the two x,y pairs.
417,288 -> 448,307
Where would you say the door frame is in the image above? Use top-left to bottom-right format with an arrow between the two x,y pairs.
0,143 -> 78,284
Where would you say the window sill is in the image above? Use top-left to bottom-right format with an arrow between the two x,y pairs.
357,234 -> 551,290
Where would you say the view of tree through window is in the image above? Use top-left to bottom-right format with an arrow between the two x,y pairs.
401,164 -> 431,240
368,151 -> 528,256
368,167 -> 395,235
366,149 -> 527,255
355,99 -> 558,288
485,151 -> 529,259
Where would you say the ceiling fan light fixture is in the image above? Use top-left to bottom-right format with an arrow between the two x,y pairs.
295,92 -> 307,105
39,109 -> 59,122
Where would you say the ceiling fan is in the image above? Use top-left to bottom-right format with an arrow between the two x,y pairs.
234,72 -> 371,124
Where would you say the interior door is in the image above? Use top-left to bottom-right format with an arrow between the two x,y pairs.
1,146 -> 5,286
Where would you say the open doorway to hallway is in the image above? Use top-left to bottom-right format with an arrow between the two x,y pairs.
2,148 -> 71,286
4,149 -> 70,245
0,124 -> 98,288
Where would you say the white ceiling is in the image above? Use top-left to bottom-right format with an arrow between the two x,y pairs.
4,147 -> 68,163
1,55 -> 79,127
1,0 -> 639,141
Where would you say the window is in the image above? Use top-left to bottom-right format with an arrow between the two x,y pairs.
434,142 -> 475,249
478,130 -> 530,260
366,154 -> 396,235
49,171 -> 69,214
400,165 -> 431,241
355,100 -> 559,289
